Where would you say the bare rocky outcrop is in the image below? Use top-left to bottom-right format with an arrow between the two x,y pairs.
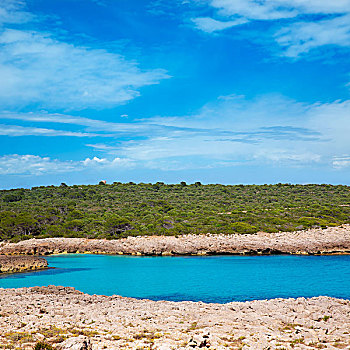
0,255 -> 48,273
57,336 -> 92,350
0,225 -> 350,256
0,286 -> 349,349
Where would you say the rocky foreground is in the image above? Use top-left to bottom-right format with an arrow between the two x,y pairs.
0,286 -> 349,349
0,255 -> 48,273
1,225 -> 350,256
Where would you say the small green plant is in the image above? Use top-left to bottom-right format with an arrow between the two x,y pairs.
187,322 -> 198,331
290,338 -> 304,348
5,332 -> 33,342
34,342 -> 53,350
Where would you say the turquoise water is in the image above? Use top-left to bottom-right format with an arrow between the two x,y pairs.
1,254 -> 349,303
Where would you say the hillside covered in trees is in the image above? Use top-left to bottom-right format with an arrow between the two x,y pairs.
0,182 -> 349,242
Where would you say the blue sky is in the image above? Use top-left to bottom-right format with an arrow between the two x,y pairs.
1,0 -> 350,188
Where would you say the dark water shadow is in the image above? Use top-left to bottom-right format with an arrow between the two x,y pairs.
141,293 -> 240,303
0,267 -> 92,280
141,292 -> 347,304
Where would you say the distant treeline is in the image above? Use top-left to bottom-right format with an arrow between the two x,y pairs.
0,182 -> 349,242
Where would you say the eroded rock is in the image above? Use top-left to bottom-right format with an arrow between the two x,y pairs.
0,225 -> 350,256
0,286 -> 349,349
57,336 -> 92,350
0,255 -> 48,273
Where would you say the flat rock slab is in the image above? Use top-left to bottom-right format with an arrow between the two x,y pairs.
0,286 -> 349,349
0,225 -> 350,256
0,255 -> 48,273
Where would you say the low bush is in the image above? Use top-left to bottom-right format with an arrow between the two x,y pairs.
34,342 -> 53,350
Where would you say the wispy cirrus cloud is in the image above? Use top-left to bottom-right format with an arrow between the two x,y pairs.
332,155 -> 350,169
0,124 -> 103,137
0,0 -> 32,26
0,29 -> 169,110
191,17 -> 248,33
187,0 -> 350,57
1,94 -> 349,172
0,0 -> 169,110
0,111 -> 213,137
202,0 -> 350,20
275,14 -> 350,57
0,104 -> 325,142
83,95 -> 350,169
0,111 -> 147,133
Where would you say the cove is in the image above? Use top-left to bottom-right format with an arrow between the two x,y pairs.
1,254 -> 350,303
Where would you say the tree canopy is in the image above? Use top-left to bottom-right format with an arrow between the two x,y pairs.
0,182 -> 349,242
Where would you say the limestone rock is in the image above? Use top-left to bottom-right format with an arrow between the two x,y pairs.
0,225 -> 349,256
188,332 -> 211,348
0,255 -> 48,273
0,287 -> 349,349
57,336 -> 91,350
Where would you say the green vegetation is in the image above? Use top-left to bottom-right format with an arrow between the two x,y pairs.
4,331 -> 33,343
34,342 -> 53,350
0,182 -> 349,241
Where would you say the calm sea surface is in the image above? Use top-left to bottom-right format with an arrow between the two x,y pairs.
1,254 -> 349,303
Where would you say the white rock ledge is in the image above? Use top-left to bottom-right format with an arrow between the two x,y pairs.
1,225 -> 350,256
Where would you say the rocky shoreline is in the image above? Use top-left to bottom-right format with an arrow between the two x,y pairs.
1,227 -> 350,349
0,286 -> 349,349
0,225 -> 349,256
0,255 -> 48,274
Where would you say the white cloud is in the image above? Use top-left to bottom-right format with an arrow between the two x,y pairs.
275,14 -> 350,57
2,95 -> 350,171
82,156 -> 134,167
0,111 -> 179,136
0,154 -> 134,175
0,155 -> 76,175
92,95 -> 349,169
254,150 -> 322,164
0,111 -> 146,133
1,95 -> 350,173
189,0 -> 350,56
82,156 -> 110,166
206,0 -> 350,20
0,29 -> 169,109
0,0 -> 32,26
191,17 -> 247,33
0,124 -> 102,137
332,155 -> 350,168
0,0 -> 169,110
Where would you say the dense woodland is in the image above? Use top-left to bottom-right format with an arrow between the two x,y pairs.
0,182 -> 349,242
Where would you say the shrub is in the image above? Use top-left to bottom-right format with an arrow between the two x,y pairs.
34,342 -> 53,350
0,183 -> 349,241
229,222 -> 258,234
